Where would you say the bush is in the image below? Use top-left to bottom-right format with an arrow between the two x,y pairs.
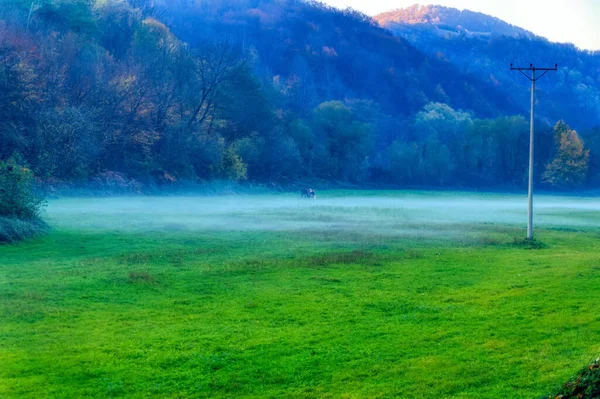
0,158 -> 47,244
0,216 -> 48,244
542,358 -> 600,399
0,158 -> 46,220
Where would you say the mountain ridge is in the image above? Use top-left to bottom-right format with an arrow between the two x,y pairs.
376,4 -> 535,40
156,0 -> 520,118
375,3 -> 600,129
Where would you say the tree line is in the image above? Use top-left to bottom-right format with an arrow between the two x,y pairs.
0,0 -> 596,192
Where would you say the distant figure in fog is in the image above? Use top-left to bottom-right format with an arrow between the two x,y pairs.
301,188 -> 316,199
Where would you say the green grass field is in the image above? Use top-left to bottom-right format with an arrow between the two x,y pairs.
2,191 -> 600,398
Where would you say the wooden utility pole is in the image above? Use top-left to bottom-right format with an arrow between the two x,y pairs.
510,63 -> 557,240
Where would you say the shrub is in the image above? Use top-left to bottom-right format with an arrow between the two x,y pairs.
0,158 -> 46,220
542,358 -> 600,399
0,216 -> 48,244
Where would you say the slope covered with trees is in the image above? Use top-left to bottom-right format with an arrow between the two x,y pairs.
158,0 -> 519,119
376,5 -> 600,130
0,0 -> 597,191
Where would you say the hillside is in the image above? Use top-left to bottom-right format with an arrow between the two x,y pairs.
157,0 -> 518,119
375,5 -> 600,130
0,0 -> 598,190
377,4 -> 533,39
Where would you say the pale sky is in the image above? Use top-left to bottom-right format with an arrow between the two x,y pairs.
321,0 -> 600,51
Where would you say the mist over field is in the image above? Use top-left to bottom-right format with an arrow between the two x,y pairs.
46,192 -> 600,238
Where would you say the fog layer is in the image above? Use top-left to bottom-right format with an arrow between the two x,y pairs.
45,192 -> 600,238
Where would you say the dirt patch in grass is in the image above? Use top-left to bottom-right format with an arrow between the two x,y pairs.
509,238 -> 549,250
128,271 -> 157,285
304,250 -> 379,267
309,276 -> 342,283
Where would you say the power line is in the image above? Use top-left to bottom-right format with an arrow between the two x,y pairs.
510,63 -> 557,241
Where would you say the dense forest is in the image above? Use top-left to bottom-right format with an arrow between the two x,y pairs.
0,0 -> 598,191
376,5 -> 600,130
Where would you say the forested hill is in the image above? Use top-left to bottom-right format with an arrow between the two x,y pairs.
156,0 -> 517,118
376,5 -> 534,39
0,0 -> 598,190
375,5 -> 600,130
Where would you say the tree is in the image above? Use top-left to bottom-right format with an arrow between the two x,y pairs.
186,42 -> 247,130
387,140 -> 421,185
581,126 -> 600,186
412,102 -> 472,185
543,121 -> 589,187
421,136 -> 451,186
287,119 -> 314,175
0,36 -> 37,161
264,133 -> 303,182
0,157 -> 45,220
413,102 -> 472,144
462,115 -> 528,187
29,107 -> 101,180
312,101 -> 372,181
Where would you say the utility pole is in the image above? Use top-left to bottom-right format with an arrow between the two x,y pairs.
26,2 -> 36,31
510,63 -> 557,240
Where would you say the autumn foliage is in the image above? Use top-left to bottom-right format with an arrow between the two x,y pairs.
543,122 -> 590,187
0,0 -> 597,191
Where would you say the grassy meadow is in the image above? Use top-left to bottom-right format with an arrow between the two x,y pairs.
2,191 -> 600,398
